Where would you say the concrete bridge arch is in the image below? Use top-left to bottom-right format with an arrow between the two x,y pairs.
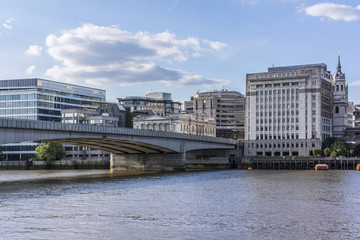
0,118 -> 239,171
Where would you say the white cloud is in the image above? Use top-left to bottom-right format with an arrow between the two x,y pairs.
204,40 -> 228,51
44,23 -> 228,87
26,65 -> 36,75
241,0 -> 259,5
304,3 -> 360,21
2,18 -> 13,30
25,45 -> 43,56
349,81 -> 360,87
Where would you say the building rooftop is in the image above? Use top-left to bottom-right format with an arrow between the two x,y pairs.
0,78 -> 106,100
268,63 -> 327,72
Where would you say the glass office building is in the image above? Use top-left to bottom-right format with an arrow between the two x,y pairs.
0,78 -> 106,160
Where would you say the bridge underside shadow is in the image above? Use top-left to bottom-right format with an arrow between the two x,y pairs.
47,138 -> 177,154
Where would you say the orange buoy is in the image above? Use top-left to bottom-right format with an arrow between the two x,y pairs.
315,164 -> 329,170
356,164 -> 360,171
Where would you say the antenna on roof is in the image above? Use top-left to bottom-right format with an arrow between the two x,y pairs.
272,64 -> 274,68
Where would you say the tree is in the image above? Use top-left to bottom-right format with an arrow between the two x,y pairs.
125,110 -> 137,128
331,139 -> 348,157
330,151 -> 337,158
35,142 -> 66,164
324,147 -> 331,157
353,144 -> 360,157
321,137 -> 337,151
350,150 -> 355,157
312,148 -> 322,156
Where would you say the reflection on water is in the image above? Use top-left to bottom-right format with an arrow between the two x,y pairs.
1,170 -> 360,239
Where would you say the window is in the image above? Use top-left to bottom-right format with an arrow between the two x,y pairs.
335,106 -> 339,114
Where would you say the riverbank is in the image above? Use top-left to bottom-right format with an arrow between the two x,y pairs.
249,157 -> 360,170
2,157 -> 360,171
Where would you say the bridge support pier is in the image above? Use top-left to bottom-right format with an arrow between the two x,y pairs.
110,153 -> 186,172
111,149 -> 239,172
185,149 -> 236,170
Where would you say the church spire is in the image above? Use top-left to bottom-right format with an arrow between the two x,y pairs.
337,53 -> 342,73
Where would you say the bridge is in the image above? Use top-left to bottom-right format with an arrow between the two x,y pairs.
0,118 -> 239,171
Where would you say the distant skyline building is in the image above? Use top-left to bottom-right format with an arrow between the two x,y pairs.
0,78 -> 106,160
133,113 -> 216,137
245,63 -> 333,156
118,92 -> 181,116
184,90 -> 245,139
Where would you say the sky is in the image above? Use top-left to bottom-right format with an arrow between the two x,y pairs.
0,0 -> 360,103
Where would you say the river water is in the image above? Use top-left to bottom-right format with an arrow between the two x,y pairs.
1,170 -> 360,240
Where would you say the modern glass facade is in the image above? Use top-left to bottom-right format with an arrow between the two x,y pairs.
0,78 -> 106,160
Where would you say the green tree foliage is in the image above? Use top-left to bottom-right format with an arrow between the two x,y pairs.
330,139 -> 348,157
321,137 -> 337,151
330,151 -> 337,158
323,147 -> 331,157
35,142 -> 66,164
353,144 -> 360,157
350,150 -> 355,157
322,138 -> 349,157
125,110 -> 137,128
312,148 -> 322,156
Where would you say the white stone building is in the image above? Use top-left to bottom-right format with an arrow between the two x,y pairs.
332,55 -> 350,138
133,113 -> 216,137
245,63 -> 333,156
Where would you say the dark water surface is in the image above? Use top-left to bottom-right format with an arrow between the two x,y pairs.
1,170 -> 360,240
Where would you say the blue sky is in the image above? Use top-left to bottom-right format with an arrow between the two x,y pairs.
0,0 -> 359,103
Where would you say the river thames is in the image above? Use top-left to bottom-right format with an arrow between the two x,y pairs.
1,170 -> 360,240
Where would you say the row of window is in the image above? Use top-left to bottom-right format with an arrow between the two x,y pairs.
256,133 -> 300,140
0,89 -> 105,102
257,117 -> 299,124
256,103 -> 300,110
256,88 -> 300,95
251,141 -> 315,149
0,93 -> 102,106
0,108 -> 61,116
0,115 -> 60,121
256,110 -> 300,118
256,125 -> 300,132
256,95 -> 300,103
0,93 -> 36,101
255,71 -> 300,80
